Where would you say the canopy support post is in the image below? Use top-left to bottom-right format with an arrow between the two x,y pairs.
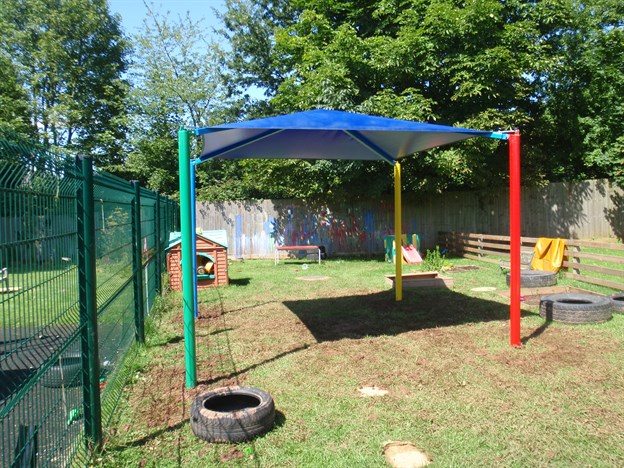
509,130 -> 521,347
178,128 -> 197,387
190,162 -> 198,318
394,162 -> 402,301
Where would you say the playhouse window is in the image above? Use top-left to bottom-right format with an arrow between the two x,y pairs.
180,253 -> 216,279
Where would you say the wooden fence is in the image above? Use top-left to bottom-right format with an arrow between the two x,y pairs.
195,179 -> 623,259
440,231 -> 624,291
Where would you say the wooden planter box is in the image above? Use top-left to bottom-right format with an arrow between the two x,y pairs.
385,271 -> 453,289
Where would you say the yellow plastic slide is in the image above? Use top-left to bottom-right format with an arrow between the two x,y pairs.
531,238 -> 566,272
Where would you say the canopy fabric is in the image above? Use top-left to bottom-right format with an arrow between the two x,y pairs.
178,111 -> 521,390
195,109 -> 502,164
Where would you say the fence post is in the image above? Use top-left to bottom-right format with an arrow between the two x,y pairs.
164,199 -> 169,241
571,244 -> 581,275
155,192 -> 162,295
77,155 -> 102,449
132,181 -> 145,343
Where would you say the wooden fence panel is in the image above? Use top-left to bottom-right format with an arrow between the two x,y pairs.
440,231 -> 624,291
195,179 -> 623,258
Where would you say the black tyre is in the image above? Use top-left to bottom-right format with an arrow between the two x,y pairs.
42,352 -> 82,388
539,293 -> 613,324
190,386 -> 275,443
506,270 -> 557,288
610,293 -> 624,314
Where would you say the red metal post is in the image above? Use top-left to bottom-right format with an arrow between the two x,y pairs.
509,131 -> 521,347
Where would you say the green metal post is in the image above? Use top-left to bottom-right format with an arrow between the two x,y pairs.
132,181 -> 145,343
179,128 -> 197,388
77,155 -> 102,449
155,192 -> 162,295
164,199 -> 169,242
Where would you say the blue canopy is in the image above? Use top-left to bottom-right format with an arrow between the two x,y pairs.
179,110 -> 521,389
195,109 -> 504,164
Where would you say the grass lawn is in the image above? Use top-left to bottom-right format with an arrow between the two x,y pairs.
96,256 -> 624,467
0,260 -> 137,328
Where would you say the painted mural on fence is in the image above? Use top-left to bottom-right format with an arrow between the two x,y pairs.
195,179 -> 622,259
196,198 -> 426,259
271,203 -> 394,254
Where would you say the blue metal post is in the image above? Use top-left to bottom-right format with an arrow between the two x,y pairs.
190,161 -> 198,318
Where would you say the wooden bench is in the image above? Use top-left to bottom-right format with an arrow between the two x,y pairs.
274,246 -> 321,265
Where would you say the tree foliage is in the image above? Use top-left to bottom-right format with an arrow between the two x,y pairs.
214,0 -> 624,199
124,6 -> 243,195
0,53 -> 33,136
0,0 -> 130,165
538,0 -> 624,186
1,0 -> 621,200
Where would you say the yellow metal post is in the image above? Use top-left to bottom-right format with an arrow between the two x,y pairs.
394,162 -> 402,301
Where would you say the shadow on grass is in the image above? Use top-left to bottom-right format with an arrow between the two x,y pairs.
522,319 -> 552,344
106,419 -> 187,451
273,409 -> 286,430
196,345 -> 308,387
229,277 -> 251,286
149,335 -> 184,347
197,300 -> 279,318
206,328 -> 234,336
283,288 -> 520,342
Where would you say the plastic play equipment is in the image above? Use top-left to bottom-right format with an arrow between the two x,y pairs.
384,234 -> 420,263
401,244 -> 423,264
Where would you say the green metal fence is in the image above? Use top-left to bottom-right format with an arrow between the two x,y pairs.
0,129 -> 179,466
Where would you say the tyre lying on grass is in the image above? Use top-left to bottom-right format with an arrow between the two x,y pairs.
506,270 -> 557,288
610,293 -> 624,314
539,293 -> 613,324
190,386 -> 275,443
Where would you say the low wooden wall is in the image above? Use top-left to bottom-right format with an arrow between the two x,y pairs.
439,231 -> 624,291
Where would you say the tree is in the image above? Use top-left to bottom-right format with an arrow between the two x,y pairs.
0,0 -> 130,164
538,0 -> 624,185
124,5 -> 243,196
0,53 -> 33,136
218,0 -> 624,196
217,0 -> 544,195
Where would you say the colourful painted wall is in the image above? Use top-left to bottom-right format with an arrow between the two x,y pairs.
195,179 -> 622,259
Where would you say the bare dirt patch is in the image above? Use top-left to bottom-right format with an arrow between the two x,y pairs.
128,363 -> 187,431
447,265 -> 480,272
296,275 -> 331,281
219,448 -> 244,462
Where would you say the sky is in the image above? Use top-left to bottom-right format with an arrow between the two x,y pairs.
108,0 -> 226,36
108,0 -> 266,100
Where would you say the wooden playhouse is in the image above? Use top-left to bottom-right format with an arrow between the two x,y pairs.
166,230 -> 228,291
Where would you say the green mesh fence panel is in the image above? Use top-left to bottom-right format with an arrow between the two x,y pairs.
0,129 -> 179,466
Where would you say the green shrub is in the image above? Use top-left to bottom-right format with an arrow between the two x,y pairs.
421,246 -> 450,272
